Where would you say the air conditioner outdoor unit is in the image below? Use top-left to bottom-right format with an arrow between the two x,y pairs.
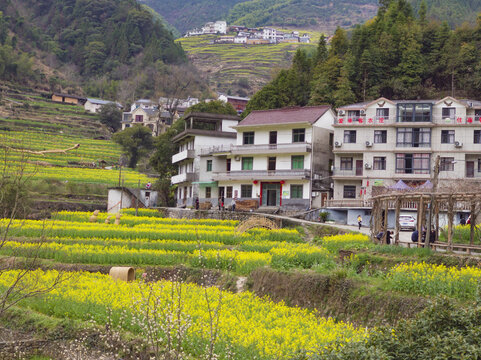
234,155 -> 241,161
338,110 -> 345,116
334,141 -> 342,147
364,163 -> 372,169
455,141 -> 463,148
365,141 -> 373,147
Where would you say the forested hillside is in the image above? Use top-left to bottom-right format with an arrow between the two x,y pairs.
143,0 -> 481,36
246,0 -> 481,114
0,0 -> 211,102
138,0 -> 245,34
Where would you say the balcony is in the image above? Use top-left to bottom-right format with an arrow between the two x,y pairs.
231,143 -> 312,155
433,116 -> 481,126
172,149 -> 195,164
212,169 -> 311,181
332,168 -> 363,178
334,116 -> 393,126
171,172 -> 195,185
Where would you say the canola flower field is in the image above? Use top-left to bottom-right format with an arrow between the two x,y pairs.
1,130 -> 155,187
0,270 -> 367,359
1,211 -> 334,274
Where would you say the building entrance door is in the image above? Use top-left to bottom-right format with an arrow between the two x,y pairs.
356,160 -> 363,176
467,161 -> 475,178
262,183 -> 281,206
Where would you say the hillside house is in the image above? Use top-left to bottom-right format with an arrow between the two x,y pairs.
84,98 -> 122,113
208,106 -> 335,210
218,94 -> 250,114
51,93 -> 86,106
171,112 -> 241,207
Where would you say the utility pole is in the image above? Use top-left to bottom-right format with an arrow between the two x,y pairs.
426,155 -> 440,244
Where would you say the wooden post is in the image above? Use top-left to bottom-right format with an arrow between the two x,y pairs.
435,197 -> 440,242
136,180 -> 140,217
417,196 -> 424,247
470,201 -> 476,248
447,195 -> 454,251
394,197 -> 401,245
382,200 -> 389,244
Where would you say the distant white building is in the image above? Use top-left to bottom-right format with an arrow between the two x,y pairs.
234,36 -> 247,44
130,99 -> 158,112
202,21 -> 227,34
84,98 -> 122,113
262,28 -> 277,43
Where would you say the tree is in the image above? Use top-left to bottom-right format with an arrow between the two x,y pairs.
113,125 -> 154,168
187,100 -> 237,116
98,103 -> 122,132
315,34 -> 328,65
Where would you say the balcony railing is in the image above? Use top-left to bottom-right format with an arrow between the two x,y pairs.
335,115 -> 481,126
212,169 -> 311,181
231,143 -> 312,155
172,149 -> 195,164
331,168 -> 362,177
171,172 -> 195,185
434,116 -> 481,125
335,116 -> 393,125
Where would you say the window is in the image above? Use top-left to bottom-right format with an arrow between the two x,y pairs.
243,132 -> 254,145
343,185 -> 356,199
291,155 -> 304,169
395,153 -> 430,174
343,130 -> 356,143
292,128 -> 305,143
340,157 -> 353,171
441,130 -> 455,144
396,128 -> 431,147
135,115 -> 143,122
241,184 -> 252,198
376,108 -> 389,119
374,130 -> 387,143
442,107 -> 456,120
291,185 -> 303,199
269,131 -> 277,144
205,187 -> 211,198
373,157 -> 386,170
226,158 -> 231,172
474,130 -> 481,144
268,157 -> 276,171
242,157 -> 253,170
206,159 -> 212,172
397,104 -> 431,122
226,186 -> 233,198
347,110 -> 360,118
440,157 -> 454,171
329,133 -> 334,147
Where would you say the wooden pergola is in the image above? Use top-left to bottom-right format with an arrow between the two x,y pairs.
370,191 -> 481,250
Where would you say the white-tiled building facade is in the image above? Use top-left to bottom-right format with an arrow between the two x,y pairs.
331,97 -> 481,204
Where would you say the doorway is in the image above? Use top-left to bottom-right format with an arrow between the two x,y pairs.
356,160 -> 363,176
262,183 -> 281,206
467,161 -> 475,178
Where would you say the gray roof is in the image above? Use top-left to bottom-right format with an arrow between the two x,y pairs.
87,98 -> 122,107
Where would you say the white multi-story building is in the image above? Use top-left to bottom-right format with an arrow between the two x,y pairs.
262,28 -> 277,43
171,112 -> 241,206
202,21 -> 227,34
206,106 -> 335,209
331,96 -> 481,207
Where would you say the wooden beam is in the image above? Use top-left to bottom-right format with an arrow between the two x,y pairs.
447,195 -> 454,251
394,197 -> 401,245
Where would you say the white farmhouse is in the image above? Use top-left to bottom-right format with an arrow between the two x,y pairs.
84,98 -> 122,113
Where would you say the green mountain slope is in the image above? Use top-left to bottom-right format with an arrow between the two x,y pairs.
0,0 -> 189,100
144,0 -> 481,35
138,0 -> 245,35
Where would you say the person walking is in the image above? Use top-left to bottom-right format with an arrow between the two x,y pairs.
232,197 -> 236,211
195,197 -> 199,210
357,214 -> 362,230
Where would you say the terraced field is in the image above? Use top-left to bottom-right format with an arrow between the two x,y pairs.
177,31 -> 320,94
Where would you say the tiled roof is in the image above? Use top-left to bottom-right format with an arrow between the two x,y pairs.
238,106 -> 330,127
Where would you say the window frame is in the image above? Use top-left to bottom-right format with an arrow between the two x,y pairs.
373,156 -> 386,170
397,103 -> 432,122
396,128 -> 431,147
343,185 -> 356,199
291,155 -> 304,170
343,130 -> 357,143
243,131 -> 254,145
205,187 -> 211,199
340,157 -> 353,171
291,184 -> 303,199
269,131 -> 277,145
268,157 -> 276,171
374,130 -> 387,144
474,130 -> 481,144
441,130 -> 455,144
206,159 -> 213,172
241,157 -> 253,170
292,128 -> 306,143
440,157 -> 454,171
395,153 -> 430,174
241,184 -> 252,198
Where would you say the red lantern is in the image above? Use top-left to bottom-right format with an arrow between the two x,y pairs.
280,180 -> 285,185
253,180 -> 258,185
